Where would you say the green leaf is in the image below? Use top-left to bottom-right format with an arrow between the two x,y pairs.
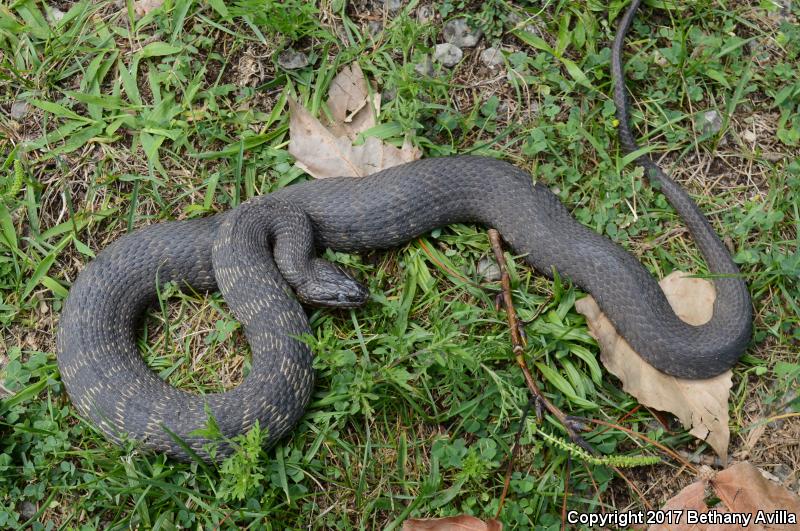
47,124 -> 106,158
562,58 -> 593,89
22,251 -> 57,300
555,12 -> 571,57
64,90 -> 130,110
1,377 -> 48,410
27,99 -> 92,122
206,0 -> 230,19
535,362 -> 579,402
23,120 -> 85,151
118,59 -> 141,105
703,69 -> 731,89
72,237 -> 96,258
41,276 -> 69,298
0,199 -> 18,251
137,42 -> 183,59
514,30 -> 554,55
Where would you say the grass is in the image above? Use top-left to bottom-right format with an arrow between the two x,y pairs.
1,0 -> 799,528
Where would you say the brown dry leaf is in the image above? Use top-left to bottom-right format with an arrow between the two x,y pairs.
134,0 -> 163,16
713,462 -> 800,523
403,516 -> 503,530
650,462 -> 800,531
575,271 -> 733,460
324,63 -> 381,140
650,480 -> 709,531
288,63 -> 420,178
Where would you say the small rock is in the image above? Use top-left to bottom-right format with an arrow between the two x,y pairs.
19,501 -> 36,520
699,110 -> 723,136
382,87 -> 397,102
477,257 -> 501,282
505,12 -> 544,36
433,43 -> 463,67
443,18 -> 482,48
773,463 -> 792,482
277,48 -> 309,70
417,4 -> 434,23
480,47 -> 503,68
10,100 -> 28,120
368,20 -> 383,37
47,6 -> 65,24
496,101 -> 509,116
414,55 -> 434,76
385,0 -> 404,13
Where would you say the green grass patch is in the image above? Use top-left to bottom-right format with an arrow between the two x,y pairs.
1,0 -> 798,528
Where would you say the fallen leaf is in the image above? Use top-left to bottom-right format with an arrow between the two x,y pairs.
575,271 -> 732,460
403,515 -> 503,530
134,0 -> 163,16
650,462 -> 800,531
288,62 -> 420,178
288,95 -> 420,179
713,462 -> 800,522
324,63 -> 380,140
650,480 -> 709,531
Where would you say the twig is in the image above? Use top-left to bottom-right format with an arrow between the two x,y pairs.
488,229 -> 593,450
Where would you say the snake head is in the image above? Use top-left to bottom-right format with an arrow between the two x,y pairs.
295,259 -> 369,308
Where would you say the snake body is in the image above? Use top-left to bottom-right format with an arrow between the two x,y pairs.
56,0 -> 751,461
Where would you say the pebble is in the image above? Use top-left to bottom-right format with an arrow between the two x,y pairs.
10,100 -> 28,120
772,463 -> 792,483
368,20 -> 383,37
385,0 -> 404,13
47,6 -> 65,24
417,4 -> 434,23
443,18 -> 482,48
19,501 -> 37,520
477,257 -> 501,282
382,87 -> 397,102
414,56 -> 434,76
505,12 -> 544,36
277,48 -> 309,70
699,110 -> 723,135
433,43 -> 463,67
480,47 -> 503,68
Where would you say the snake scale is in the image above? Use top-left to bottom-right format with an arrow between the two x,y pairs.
57,0 -> 752,461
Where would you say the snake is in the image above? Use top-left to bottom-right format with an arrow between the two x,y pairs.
56,0 -> 752,462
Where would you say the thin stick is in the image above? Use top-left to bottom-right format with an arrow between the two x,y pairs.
488,229 -> 592,450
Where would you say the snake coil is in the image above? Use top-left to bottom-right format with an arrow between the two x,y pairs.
57,1 -> 751,461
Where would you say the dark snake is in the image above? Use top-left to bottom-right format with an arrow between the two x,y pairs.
56,0 -> 752,461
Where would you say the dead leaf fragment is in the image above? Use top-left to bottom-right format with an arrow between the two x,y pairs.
325,63 -> 380,140
651,462 -> 800,531
134,0 -> 163,16
651,480 -> 709,531
575,271 -> 732,461
403,515 -> 503,530
288,63 -> 421,178
288,98 -> 420,178
713,462 -> 800,521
